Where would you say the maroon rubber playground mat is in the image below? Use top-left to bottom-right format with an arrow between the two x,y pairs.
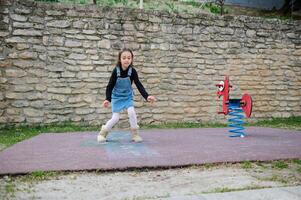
0,127 -> 301,175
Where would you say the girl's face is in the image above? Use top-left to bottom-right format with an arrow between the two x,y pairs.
120,51 -> 132,69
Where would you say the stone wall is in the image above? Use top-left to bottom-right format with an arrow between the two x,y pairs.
0,0 -> 300,127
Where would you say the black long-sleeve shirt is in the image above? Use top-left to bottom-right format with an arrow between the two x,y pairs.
105,66 -> 149,102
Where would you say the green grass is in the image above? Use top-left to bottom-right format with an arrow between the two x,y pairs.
5,182 -> 15,195
29,171 -> 57,180
272,161 -> 289,170
252,116 -> 301,131
206,185 -> 268,194
293,159 -> 301,165
0,122 -> 99,149
203,2 -> 228,15
20,171 -> 61,182
241,161 -> 252,169
268,174 -> 289,184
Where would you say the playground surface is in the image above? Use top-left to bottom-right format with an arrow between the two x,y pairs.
0,127 -> 301,175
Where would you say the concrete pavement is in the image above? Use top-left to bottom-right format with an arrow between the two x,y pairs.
162,186 -> 301,200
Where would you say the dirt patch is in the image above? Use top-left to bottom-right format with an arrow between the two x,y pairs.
1,161 -> 300,200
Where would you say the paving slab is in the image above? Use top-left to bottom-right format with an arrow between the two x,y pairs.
0,127 -> 301,175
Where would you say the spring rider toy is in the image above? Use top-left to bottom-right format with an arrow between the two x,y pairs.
215,76 -> 252,137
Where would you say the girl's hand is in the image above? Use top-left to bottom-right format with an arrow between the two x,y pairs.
103,100 -> 110,108
147,96 -> 156,104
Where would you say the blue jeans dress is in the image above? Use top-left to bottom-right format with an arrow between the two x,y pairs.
111,67 -> 134,113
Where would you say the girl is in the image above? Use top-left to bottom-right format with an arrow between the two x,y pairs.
98,48 -> 156,142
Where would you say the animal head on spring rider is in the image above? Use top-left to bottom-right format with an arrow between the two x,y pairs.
215,76 -> 252,118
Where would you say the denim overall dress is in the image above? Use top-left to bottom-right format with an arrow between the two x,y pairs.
111,66 -> 134,113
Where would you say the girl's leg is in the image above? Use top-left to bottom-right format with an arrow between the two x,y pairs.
127,107 -> 142,142
127,107 -> 138,129
98,113 -> 120,142
105,112 -> 120,131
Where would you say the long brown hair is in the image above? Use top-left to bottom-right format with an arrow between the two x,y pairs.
116,48 -> 134,67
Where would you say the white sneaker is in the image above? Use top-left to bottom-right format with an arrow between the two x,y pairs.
97,125 -> 108,142
97,134 -> 106,142
132,135 -> 143,143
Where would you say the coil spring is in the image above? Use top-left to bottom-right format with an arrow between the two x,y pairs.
228,102 -> 245,138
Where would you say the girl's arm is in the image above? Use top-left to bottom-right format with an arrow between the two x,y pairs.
132,68 -> 156,103
105,68 -> 117,102
132,68 -> 149,100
